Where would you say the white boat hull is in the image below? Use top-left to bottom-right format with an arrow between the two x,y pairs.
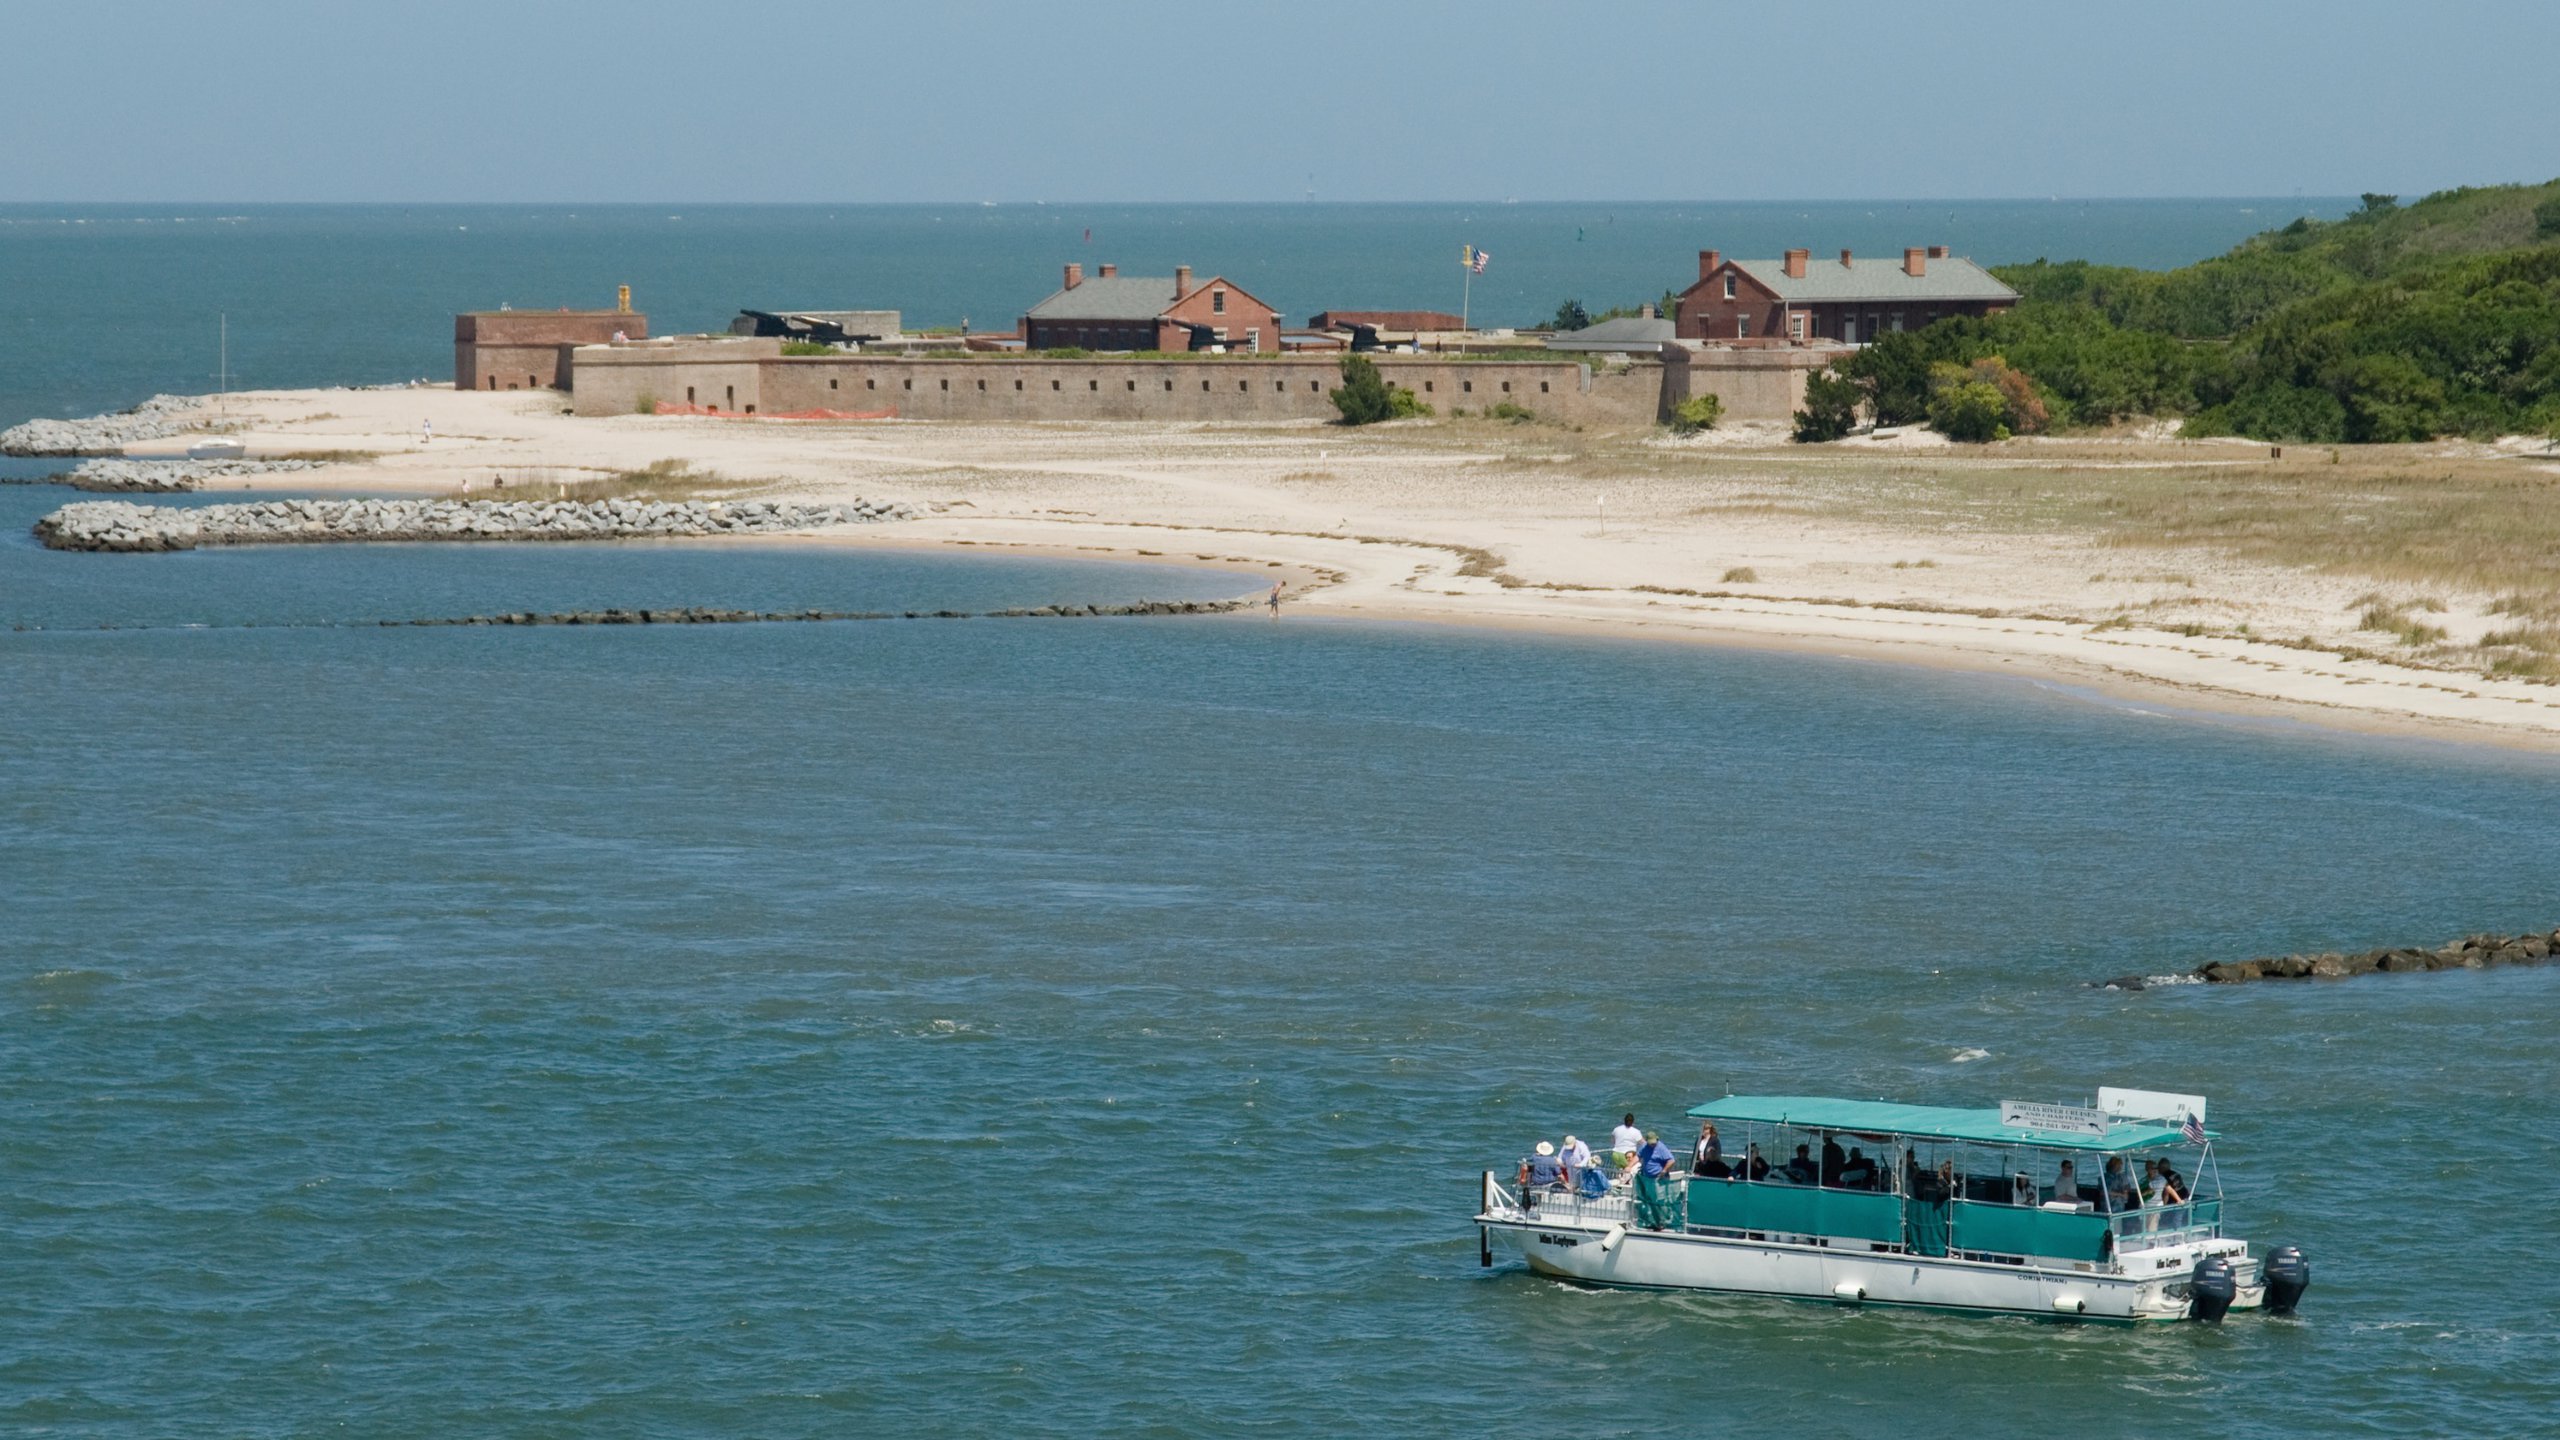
1480,1192 -> 2262,1324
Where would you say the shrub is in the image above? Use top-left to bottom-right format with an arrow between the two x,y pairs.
1668,394 -> 1722,435
1721,566 -> 1758,583
1792,368 -> 1862,441
1485,401 -> 1535,423
2539,195 -> 2560,239
1388,386 -> 1432,419
1928,376 -> 2012,442
779,340 -> 837,356
634,393 -> 658,416
1958,357 -> 2048,434
1330,355 -> 1394,424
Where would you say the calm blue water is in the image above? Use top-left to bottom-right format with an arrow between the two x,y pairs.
5,475 -> 2558,1433
0,199 -> 2349,429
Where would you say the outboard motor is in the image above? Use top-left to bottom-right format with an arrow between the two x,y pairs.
2188,1255 -> 2237,1323
2262,1245 -> 2311,1316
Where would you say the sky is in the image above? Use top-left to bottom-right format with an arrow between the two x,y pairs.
3,0 -> 2554,203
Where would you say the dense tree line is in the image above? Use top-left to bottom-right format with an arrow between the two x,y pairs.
1797,180 -> 2560,443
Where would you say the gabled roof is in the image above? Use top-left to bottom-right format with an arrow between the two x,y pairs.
1546,316 -> 1676,350
1686,1095 -> 2205,1153
1723,256 -> 2017,305
1024,276 -> 1184,322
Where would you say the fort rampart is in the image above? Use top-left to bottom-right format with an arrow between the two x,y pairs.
565,338 -> 1834,427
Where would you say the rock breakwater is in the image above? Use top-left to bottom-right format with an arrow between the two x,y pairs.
6,458 -> 322,493
35,497 -> 913,552
0,395 -> 213,456
2101,927 -> 2560,989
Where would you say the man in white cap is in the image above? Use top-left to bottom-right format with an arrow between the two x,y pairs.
1518,1141 -> 1567,1207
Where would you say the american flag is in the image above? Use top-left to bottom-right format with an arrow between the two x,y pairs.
2182,1111 -> 2207,1145
1472,248 -> 1491,274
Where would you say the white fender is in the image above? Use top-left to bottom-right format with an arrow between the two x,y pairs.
2051,1293 -> 2089,1314
1833,1282 -> 1867,1302
1597,1224 -> 1628,1253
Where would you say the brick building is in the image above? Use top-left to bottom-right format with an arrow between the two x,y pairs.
1020,264 -> 1282,352
455,307 -> 646,390
1674,247 -> 2015,344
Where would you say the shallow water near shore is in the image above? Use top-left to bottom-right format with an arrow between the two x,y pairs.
5,508 -> 2559,1434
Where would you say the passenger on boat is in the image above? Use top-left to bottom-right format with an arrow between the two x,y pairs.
2013,1172 -> 2036,1206
1611,1114 -> 1645,1161
1631,1130 -> 1681,1231
2051,1158 -> 2080,1204
1785,1144 -> 1819,1184
1520,1141 -> 1569,1199
2103,1156 -> 2139,1213
1738,1143 -> 1771,1181
1691,1121 -> 1724,1176
2142,1159 -> 2187,1231
1560,1134 -> 1594,1172
1838,1147 -> 1877,1190
1820,1136 -> 1847,1187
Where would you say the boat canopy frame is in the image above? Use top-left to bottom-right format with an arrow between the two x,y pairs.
1686,1095 -> 2213,1154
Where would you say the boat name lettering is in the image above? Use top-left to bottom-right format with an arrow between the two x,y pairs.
1998,1100 -> 2110,1136
1535,1232 -> 1582,1248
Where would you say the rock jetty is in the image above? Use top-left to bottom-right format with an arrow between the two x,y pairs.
0,395 -> 212,456
34,497 -> 912,552
5,458 -> 322,493
2101,927 -> 2560,990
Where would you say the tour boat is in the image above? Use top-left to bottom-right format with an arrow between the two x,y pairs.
1475,1088 -> 2309,1324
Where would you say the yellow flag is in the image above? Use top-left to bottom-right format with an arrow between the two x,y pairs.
1460,245 -> 1474,268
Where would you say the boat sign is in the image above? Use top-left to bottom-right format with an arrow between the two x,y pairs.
2097,1086 -> 2207,1127
1999,1100 -> 2110,1136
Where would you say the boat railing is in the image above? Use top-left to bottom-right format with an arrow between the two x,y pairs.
2107,1197 -> 2223,1254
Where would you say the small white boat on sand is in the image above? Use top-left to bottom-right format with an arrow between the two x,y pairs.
1476,1087 -> 2309,1325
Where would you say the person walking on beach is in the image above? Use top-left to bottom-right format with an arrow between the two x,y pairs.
421,418 -> 432,446
1267,580 -> 1283,616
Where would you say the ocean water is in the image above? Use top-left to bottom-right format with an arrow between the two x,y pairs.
0,199 -> 2350,430
5,470 -> 2559,1434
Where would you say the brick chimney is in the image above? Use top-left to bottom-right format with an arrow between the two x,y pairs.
1063,262 -> 1083,290
1928,245 -> 1949,259
1640,302 -> 1656,319
1174,264 -> 1193,298
1784,248 -> 1809,279
1698,249 -> 1720,279
1904,247 -> 1926,277
1840,248 -> 1855,269
1098,262 -> 1118,279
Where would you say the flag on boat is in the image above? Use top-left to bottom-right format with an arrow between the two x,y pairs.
2182,1111 -> 2206,1145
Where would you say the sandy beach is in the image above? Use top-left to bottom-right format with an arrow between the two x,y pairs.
95,384 -> 2560,750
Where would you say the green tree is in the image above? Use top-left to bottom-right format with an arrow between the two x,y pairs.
1792,368 -> 1862,442
2537,195 -> 2560,239
2353,193 -> 2401,220
1841,330 -> 1937,424
1330,355 -> 1394,424
1551,299 -> 1592,331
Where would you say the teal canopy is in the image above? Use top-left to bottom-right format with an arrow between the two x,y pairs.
1685,1095 -> 2207,1154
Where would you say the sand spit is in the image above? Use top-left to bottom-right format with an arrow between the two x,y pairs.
33,384 -> 2560,751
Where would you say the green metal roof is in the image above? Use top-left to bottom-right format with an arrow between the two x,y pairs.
1685,1095 -> 2204,1153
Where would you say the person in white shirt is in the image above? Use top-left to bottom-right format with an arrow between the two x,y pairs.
2052,1159 -> 2081,1205
1610,1113 -> 1644,1160
1559,1135 -> 1595,1172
